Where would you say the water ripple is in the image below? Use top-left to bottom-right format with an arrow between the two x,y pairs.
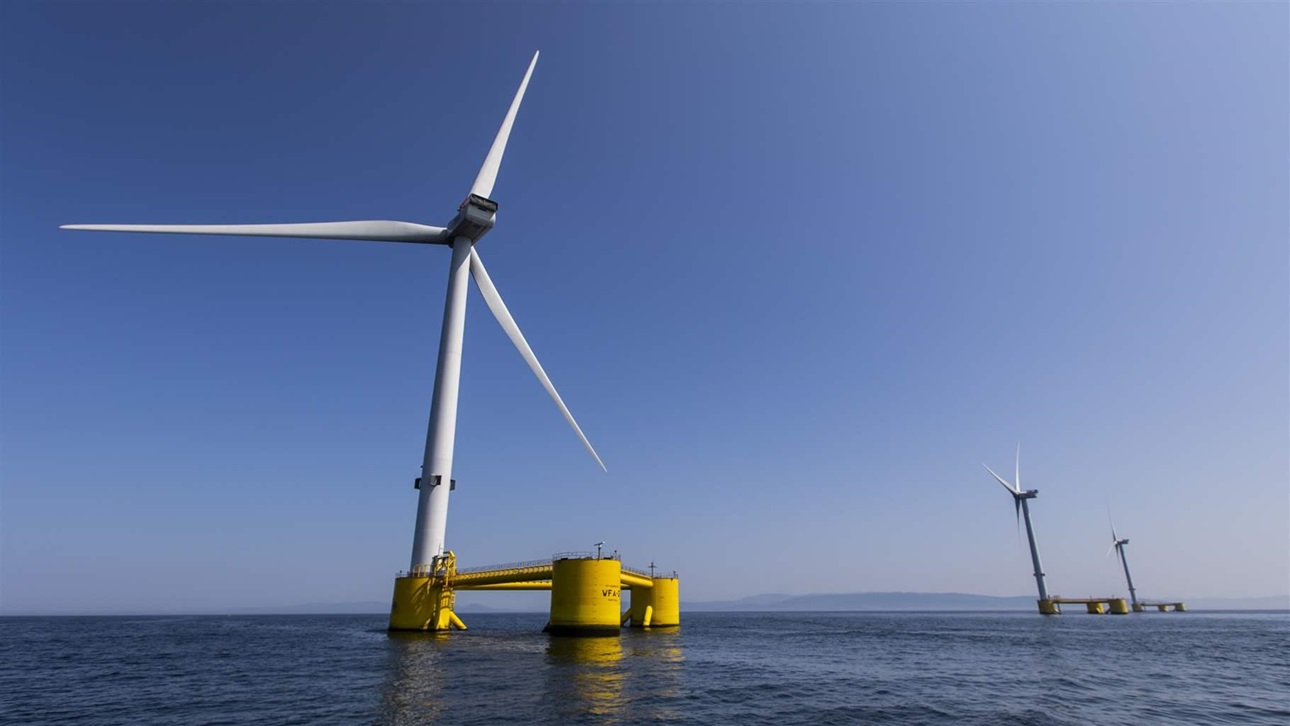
2,612 -> 1286,724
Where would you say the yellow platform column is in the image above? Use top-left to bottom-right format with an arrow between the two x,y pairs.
647,576 -> 680,627
1132,602 -> 1146,613
1175,603 -> 1186,612
1038,599 -> 1061,615
547,557 -> 622,636
627,575 -> 680,628
1108,598 -> 1129,615
389,576 -> 464,631
389,553 -> 465,632
1086,602 -> 1106,614
390,575 -> 435,630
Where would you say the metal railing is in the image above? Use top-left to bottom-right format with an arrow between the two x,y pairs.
457,558 -> 550,575
400,553 -> 677,581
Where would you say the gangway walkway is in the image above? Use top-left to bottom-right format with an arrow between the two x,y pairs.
427,556 -> 658,591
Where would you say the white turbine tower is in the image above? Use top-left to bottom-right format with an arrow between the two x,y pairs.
984,447 -> 1051,604
1107,512 -> 1139,611
61,51 -> 605,574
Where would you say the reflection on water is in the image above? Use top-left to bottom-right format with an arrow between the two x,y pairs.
380,631 -> 452,724
544,630 -> 687,723
376,619 -> 686,725
546,635 -> 627,721
622,629 -> 685,721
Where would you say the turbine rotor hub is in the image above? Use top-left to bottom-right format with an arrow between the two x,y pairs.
446,193 -> 498,242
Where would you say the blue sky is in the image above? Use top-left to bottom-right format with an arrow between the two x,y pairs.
2,2 -> 1286,613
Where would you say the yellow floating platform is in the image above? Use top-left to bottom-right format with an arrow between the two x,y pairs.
389,551 -> 681,634
1039,597 -> 1132,615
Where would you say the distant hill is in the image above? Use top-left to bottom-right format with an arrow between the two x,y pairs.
227,601 -> 390,615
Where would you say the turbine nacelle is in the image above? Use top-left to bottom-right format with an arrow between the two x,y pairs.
445,194 -> 498,242
1108,537 -> 1130,558
1108,511 -> 1130,550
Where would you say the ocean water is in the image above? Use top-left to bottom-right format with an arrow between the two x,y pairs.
2,611 -> 1287,725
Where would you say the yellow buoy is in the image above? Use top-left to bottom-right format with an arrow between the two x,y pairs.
547,557 -> 622,635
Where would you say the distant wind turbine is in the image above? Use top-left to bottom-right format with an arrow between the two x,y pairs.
984,447 -> 1050,604
62,51 -> 606,574
1106,511 -> 1139,611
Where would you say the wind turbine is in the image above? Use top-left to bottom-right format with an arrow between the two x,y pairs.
1107,512 -> 1139,611
984,447 -> 1051,605
61,51 -> 605,575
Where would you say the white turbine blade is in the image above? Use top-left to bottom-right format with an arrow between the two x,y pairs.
470,51 -> 539,199
1106,543 -> 1117,558
469,247 -> 606,471
1014,444 -> 1021,492
983,464 -> 1019,494
61,221 -> 448,244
